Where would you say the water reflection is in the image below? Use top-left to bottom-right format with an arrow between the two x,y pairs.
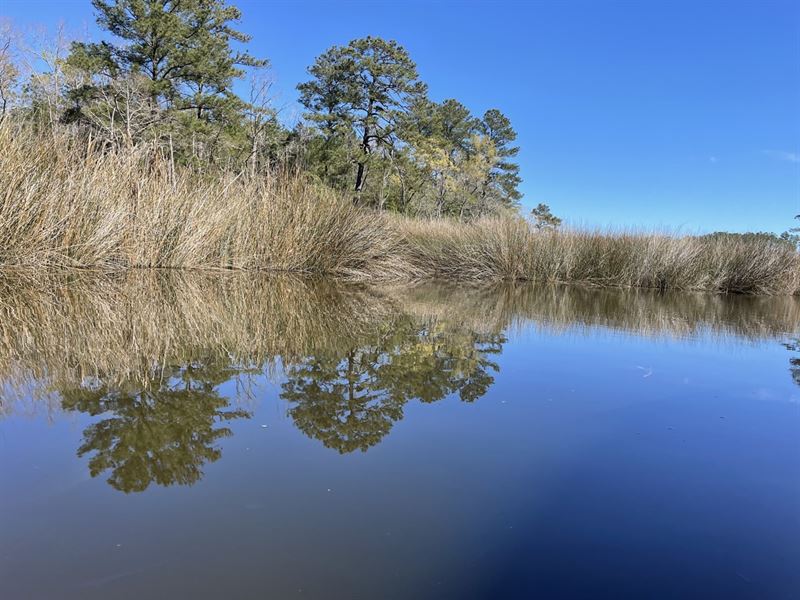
283,319 -> 503,453
782,338 -> 800,387
0,273 -> 798,491
58,357 -> 253,493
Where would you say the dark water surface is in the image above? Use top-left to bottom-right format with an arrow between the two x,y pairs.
0,275 -> 798,599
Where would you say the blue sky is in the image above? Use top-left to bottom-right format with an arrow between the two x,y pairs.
3,0 -> 799,233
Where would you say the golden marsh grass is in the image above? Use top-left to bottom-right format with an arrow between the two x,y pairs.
1,123 -> 798,294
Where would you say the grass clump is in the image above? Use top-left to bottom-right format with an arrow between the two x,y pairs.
1,124 -> 797,295
396,217 -> 799,294
0,124 -> 408,280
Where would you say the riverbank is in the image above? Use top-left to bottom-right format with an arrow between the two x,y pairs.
2,125 -> 798,294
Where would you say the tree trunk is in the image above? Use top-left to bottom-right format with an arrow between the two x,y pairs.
354,101 -> 374,196
354,161 -> 366,193
250,129 -> 258,178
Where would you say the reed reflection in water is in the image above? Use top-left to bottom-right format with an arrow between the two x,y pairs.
0,273 -> 798,493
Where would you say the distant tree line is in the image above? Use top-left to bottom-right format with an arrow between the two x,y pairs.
701,215 -> 800,250
0,0 -> 533,219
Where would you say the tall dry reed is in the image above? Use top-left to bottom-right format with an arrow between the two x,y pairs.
0,124 -> 409,279
396,217 -> 800,295
1,123 -> 798,294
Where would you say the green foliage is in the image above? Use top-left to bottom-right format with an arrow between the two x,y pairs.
298,36 -> 427,196
530,203 -> 561,229
400,98 -> 482,216
64,0 -> 270,164
701,230 -> 794,247
60,357 -> 252,493
780,215 -> 800,250
72,0 -> 264,111
11,5 -> 525,218
392,100 -> 522,216
297,37 -> 523,215
480,108 -> 522,206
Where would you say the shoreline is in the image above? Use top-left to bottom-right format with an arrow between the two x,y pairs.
0,264 -> 798,296
2,126 -> 798,296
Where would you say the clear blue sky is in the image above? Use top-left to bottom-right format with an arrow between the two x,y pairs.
3,0 -> 799,233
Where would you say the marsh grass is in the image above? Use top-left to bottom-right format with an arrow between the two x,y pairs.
1,123 -> 798,294
1,272 -> 797,409
0,125 -> 409,279
396,217 -> 800,294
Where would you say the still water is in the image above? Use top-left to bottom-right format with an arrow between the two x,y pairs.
0,274 -> 798,599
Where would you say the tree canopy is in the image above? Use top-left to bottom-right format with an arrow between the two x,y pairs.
4,1 -> 533,220
298,36 -> 427,196
297,38 -> 525,215
70,0 -> 265,111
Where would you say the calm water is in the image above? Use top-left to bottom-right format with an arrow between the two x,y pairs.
0,275 -> 798,599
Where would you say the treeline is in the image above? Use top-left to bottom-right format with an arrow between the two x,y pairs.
0,0 -> 523,218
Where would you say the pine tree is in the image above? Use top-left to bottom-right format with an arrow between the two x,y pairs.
480,109 -> 522,208
401,97 -> 493,217
530,203 -> 562,230
780,215 -> 800,249
66,0 -> 266,157
298,36 -> 427,197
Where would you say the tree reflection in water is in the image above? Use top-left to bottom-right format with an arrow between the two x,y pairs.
3,274 -> 796,491
59,357 -> 253,493
783,338 -> 800,387
282,318 -> 504,453
59,318 -> 504,490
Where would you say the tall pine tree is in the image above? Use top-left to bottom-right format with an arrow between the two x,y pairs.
298,36 -> 427,197
67,0 -> 266,158
480,109 -> 522,208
